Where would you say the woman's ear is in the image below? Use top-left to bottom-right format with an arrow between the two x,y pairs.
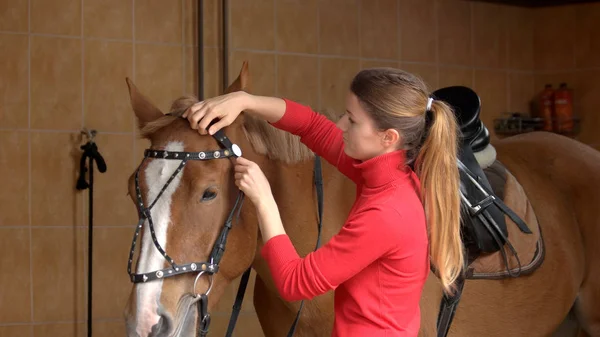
381,128 -> 401,148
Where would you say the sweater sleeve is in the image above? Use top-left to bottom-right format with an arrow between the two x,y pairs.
270,98 -> 361,183
260,208 -> 401,302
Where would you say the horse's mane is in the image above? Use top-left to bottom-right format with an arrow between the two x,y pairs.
140,95 -> 338,165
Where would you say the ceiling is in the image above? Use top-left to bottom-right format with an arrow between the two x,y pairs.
470,0 -> 599,7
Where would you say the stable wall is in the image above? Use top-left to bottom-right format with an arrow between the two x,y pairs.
1,1 -> 599,336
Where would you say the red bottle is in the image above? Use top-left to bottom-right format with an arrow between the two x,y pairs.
553,83 -> 574,133
538,84 -> 554,132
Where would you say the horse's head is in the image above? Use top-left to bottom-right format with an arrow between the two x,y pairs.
123,62 -> 259,337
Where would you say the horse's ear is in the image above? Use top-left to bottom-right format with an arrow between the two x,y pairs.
125,77 -> 164,129
224,61 -> 249,94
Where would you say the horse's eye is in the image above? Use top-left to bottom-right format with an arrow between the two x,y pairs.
201,189 -> 217,202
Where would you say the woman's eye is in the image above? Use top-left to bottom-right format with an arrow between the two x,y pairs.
201,189 -> 217,202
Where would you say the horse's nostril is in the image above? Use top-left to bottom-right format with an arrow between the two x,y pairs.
150,313 -> 172,337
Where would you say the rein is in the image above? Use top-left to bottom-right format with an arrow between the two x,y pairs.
127,122 -> 324,337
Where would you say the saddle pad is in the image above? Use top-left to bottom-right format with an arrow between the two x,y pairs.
466,161 -> 545,280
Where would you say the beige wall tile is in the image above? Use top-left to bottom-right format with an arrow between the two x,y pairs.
84,40 -> 134,133
185,0 -> 220,46
92,227 -> 137,319
533,6 -> 576,71
276,0 -> 318,54
0,34 -> 28,129
573,70 -> 599,146
31,132 -> 83,226
474,69 -> 508,140
229,51 -> 276,97
0,131 -> 28,226
400,63 -> 439,91
319,58 -> 360,115
134,137 -> 152,164
361,0 -> 398,60
87,134 -> 137,227
33,322 -> 85,337
400,0 -> 437,63
184,0 -> 197,46
92,321 -> 125,337
277,55 -> 319,108
193,47 -> 223,99
438,66 -> 473,89
31,0 -> 80,36
135,44 -> 184,113
360,60 -> 399,69
32,227 -> 85,321
83,0 -> 133,39
575,3 -> 600,69
508,72 -> 535,114
472,2 -> 507,69
185,46 -> 199,97
135,0 -> 183,44
0,0 -> 28,32
507,6 -> 534,70
30,36 -> 82,130
438,0 -> 471,66
0,326 -> 31,337
0,228 -> 30,322
231,0 -> 275,50
319,0 -> 359,56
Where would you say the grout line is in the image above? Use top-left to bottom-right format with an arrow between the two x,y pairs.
0,318 -> 124,327
132,0 -> 137,170
80,0 -> 88,327
28,0 -> 33,330
435,0 -> 440,88
470,2 -> 475,87
0,30 -> 199,47
227,47 -> 542,73
274,0 -> 278,96
317,0 -> 321,110
181,0 -> 186,96
358,0 -> 362,62
2,225 -> 139,229
397,0 -> 401,64
0,128 -> 134,134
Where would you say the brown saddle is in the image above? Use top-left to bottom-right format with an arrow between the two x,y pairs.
466,160 -> 545,280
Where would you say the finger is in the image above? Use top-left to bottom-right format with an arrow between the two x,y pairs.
197,106 -> 221,134
207,117 -> 231,135
189,105 -> 208,130
184,102 -> 203,119
235,156 -> 251,166
233,164 -> 248,173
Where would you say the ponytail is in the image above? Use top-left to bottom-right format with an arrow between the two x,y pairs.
414,99 -> 464,296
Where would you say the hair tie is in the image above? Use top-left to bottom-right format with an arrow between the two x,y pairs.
426,97 -> 434,112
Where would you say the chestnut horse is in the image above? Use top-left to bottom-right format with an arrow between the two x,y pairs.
123,63 -> 600,337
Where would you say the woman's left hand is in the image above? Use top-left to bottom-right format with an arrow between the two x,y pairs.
234,157 -> 273,206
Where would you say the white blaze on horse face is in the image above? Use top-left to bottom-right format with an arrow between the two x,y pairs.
135,141 -> 184,337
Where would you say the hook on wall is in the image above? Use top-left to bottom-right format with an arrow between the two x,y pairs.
81,128 -> 97,143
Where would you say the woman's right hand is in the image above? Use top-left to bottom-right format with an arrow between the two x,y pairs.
183,91 -> 250,135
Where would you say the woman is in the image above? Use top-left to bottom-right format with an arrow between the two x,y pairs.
183,67 -> 464,336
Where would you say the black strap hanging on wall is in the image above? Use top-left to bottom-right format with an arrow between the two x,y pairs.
76,128 -> 107,337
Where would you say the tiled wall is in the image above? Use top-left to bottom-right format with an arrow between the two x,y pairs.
532,4 -> 600,149
1,1 -> 599,337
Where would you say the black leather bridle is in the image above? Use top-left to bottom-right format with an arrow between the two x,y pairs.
127,122 -> 324,337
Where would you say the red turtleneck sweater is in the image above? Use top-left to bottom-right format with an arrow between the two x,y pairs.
261,99 -> 429,337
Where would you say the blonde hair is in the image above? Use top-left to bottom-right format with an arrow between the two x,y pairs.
350,68 -> 464,295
